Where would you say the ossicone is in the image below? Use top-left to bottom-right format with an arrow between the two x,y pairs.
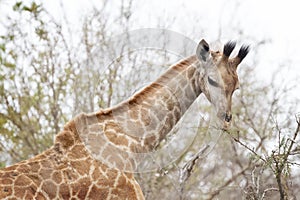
223,41 -> 236,57
232,44 -> 250,66
237,45 -> 250,61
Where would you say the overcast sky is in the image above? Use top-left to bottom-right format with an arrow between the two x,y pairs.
1,0 -> 299,98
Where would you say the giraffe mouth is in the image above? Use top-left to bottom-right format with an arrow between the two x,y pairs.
222,121 -> 231,131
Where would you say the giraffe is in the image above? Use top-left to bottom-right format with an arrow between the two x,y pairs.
0,39 -> 249,199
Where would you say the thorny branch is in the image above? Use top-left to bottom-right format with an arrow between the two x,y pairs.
226,130 -> 267,163
227,115 -> 300,200
273,115 -> 300,200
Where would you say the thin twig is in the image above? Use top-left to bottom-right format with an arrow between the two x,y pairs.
225,130 -> 267,163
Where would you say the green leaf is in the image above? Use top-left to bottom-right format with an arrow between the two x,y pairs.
3,61 -> 16,69
22,6 -> 31,12
0,162 -> 6,168
13,2 -> 23,11
35,28 -> 48,40
0,44 -> 5,52
22,2 -> 42,15
8,34 -> 14,41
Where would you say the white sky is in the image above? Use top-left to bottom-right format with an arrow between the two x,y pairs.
1,0 -> 299,99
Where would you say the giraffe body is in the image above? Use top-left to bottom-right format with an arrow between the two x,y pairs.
0,124 -> 144,199
0,39 -> 249,199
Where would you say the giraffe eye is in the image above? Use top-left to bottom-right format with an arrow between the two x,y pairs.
208,76 -> 220,88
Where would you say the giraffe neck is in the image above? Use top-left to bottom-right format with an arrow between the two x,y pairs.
95,56 -> 201,143
73,55 -> 205,171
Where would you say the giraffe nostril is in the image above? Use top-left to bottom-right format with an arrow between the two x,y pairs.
225,113 -> 232,122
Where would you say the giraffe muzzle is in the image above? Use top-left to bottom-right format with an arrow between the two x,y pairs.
220,112 -> 232,122
218,112 -> 232,130
219,112 -> 232,130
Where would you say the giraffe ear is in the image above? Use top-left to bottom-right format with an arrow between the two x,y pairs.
196,39 -> 210,62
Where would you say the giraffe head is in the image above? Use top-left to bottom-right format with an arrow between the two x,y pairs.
196,39 -> 249,130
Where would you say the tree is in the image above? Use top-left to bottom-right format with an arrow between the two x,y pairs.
0,2 -> 76,164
